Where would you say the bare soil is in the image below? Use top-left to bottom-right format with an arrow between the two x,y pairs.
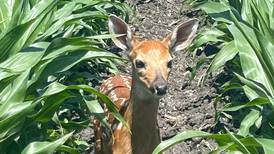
77,0 -> 220,153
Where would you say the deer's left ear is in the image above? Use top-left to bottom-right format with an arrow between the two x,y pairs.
163,18 -> 199,52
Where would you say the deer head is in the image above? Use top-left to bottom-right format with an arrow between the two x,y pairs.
108,15 -> 198,97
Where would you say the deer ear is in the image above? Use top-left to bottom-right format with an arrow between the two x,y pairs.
163,18 -> 199,52
108,15 -> 135,51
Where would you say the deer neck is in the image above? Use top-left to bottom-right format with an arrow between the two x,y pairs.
125,73 -> 161,154
130,87 -> 159,129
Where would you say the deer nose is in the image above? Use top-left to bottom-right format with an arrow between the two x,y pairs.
155,84 -> 167,96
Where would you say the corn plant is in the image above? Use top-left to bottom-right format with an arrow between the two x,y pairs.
0,0 -> 130,153
153,0 -> 274,153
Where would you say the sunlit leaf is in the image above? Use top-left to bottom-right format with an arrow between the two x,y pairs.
22,132 -> 73,154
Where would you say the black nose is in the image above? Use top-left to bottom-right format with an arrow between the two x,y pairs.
155,85 -> 167,96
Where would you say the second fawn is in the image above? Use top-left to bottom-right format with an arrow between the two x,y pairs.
94,15 -> 199,154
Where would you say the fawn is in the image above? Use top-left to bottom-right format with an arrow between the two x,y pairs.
94,15 -> 198,154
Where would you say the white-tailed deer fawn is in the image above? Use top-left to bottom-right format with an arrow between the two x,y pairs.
94,15 -> 198,154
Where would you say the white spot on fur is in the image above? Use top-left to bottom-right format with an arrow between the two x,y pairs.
116,122 -> 123,130
121,75 -> 131,89
120,98 -> 126,105
107,83 -> 113,91
110,90 -> 118,102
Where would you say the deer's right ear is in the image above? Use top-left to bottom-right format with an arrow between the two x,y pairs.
108,15 -> 135,51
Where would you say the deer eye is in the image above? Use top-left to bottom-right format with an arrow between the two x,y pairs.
167,60 -> 172,68
135,60 -> 145,69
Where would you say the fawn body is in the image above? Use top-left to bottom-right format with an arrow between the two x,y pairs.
94,15 -> 198,154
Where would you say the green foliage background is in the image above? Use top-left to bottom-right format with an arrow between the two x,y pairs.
0,0 -> 130,153
2,0 -> 274,153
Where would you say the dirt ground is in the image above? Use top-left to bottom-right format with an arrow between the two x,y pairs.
77,0 -> 220,153
128,0 -> 218,153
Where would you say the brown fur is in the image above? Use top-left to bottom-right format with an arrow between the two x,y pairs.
94,15 -> 198,154
130,40 -> 172,90
94,40 -> 172,154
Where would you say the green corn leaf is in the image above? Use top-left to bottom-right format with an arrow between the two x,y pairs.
53,2 -> 76,22
0,101 -> 34,142
43,82 -> 128,130
22,132 -> 73,154
235,73 -> 274,107
42,37 -> 102,60
153,130 -> 243,154
209,142 -> 237,154
222,97 -> 269,112
198,1 -> 232,23
0,70 -> 30,106
37,51 -> 121,82
226,128 -> 251,154
0,0 -> 23,32
0,0 -> 130,152
153,129 -> 274,154
207,41 -> 238,73
18,0 -> 58,49
22,0 -> 58,23
0,42 -> 47,72
249,0 -> 274,41
255,138 -> 274,154
190,27 -> 226,50
0,0 -> 57,62
84,99 -> 111,130
229,23 -> 274,97
152,130 -> 211,154
254,30 -> 274,82
0,42 -> 47,91
0,0 -> 12,31
241,0 -> 253,25
238,109 -> 261,137
242,85 -> 261,101
34,92 -> 72,122
39,11 -> 106,40
58,145 -> 80,154
0,19 -> 34,62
